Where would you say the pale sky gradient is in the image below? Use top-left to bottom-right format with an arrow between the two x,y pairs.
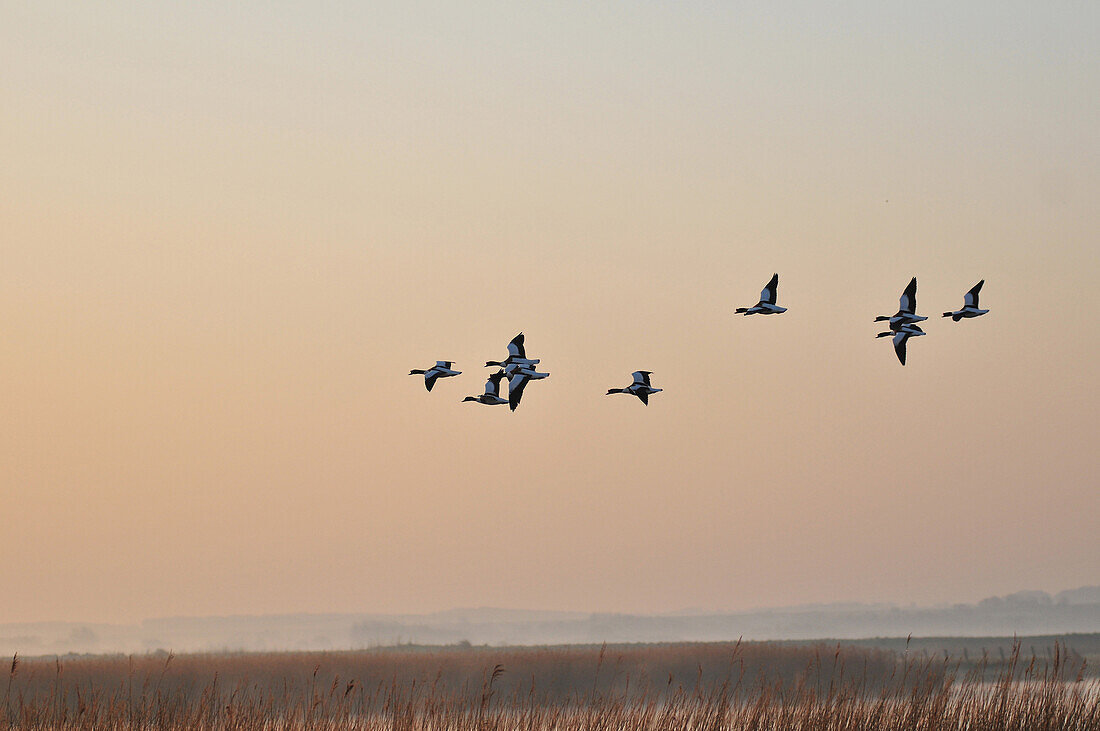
1,1 -> 1097,625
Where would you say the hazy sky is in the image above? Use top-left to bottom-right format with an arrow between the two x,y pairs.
1,1 -> 1097,625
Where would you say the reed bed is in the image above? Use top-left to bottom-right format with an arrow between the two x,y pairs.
2,640 -> 1097,729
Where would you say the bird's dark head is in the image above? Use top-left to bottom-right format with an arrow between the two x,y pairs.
485,360 -> 502,367
462,396 -> 478,403
874,315 -> 889,322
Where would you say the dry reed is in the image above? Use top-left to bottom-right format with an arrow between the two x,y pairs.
2,640 -> 1096,729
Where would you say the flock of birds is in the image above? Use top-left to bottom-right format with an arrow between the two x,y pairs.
410,275 -> 990,410
409,332 -> 553,411
875,276 -> 989,365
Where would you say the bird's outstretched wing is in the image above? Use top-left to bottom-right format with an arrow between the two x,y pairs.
425,371 -> 440,392
899,277 -> 917,314
507,373 -> 530,411
635,390 -> 650,406
760,273 -> 779,305
965,280 -> 984,308
486,370 -> 506,397
632,371 -> 652,387
893,332 -> 908,366
507,333 -> 526,359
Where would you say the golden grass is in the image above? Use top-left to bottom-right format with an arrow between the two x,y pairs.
3,640 -> 1097,729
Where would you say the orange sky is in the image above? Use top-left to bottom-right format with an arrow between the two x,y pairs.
1,2 -> 1097,624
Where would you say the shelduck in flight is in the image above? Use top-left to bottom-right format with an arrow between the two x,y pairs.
408,361 -> 461,392
505,365 -> 550,412
875,277 -> 927,326
735,273 -> 786,315
486,332 -> 540,368
876,322 -> 926,366
607,371 -> 663,405
943,280 -> 989,321
462,370 -> 508,405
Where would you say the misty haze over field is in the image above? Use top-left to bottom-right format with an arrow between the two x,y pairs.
5,586 -> 1099,657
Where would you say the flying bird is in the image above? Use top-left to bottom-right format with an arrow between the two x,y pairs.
486,332 -> 540,368
408,361 -> 461,392
462,370 -> 508,405
505,366 -> 550,412
606,371 -> 663,405
735,274 -> 786,315
875,277 -> 927,326
943,280 -> 989,321
876,322 -> 926,366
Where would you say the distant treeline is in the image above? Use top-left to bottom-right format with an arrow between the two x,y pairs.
3,587 -> 1100,655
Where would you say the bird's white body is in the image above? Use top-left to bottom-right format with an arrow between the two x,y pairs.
743,303 -> 787,315
948,308 -> 989,320
504,362 -> 549,379
878,312 -> 927,326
